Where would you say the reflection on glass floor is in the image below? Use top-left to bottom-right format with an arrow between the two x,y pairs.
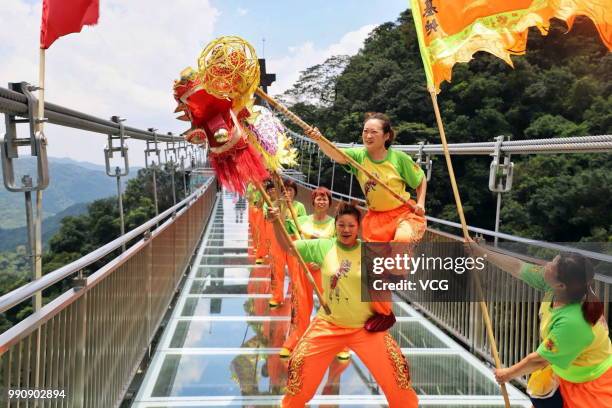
132,192 -> 530,407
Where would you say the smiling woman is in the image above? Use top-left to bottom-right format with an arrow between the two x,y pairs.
306,112 -> 427,244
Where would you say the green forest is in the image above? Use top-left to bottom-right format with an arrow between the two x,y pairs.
0,165 -> 189,331
281,10 -> 611,244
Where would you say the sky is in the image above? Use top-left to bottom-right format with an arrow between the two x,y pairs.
0,0 -> 409,167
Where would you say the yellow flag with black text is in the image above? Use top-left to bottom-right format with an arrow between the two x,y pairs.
410,0 -> 612,92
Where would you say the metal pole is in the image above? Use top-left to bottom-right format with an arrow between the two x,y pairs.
152,164 -> 159,217
171,162 -> 177,205
146,128 -> 160,218
299,139 -> 305,171
330,162 -> 336,191
306,143 -> 313,184
116,167 -> 126,252
316,151 -> 322,186
348,173 -> 354,197
181,158 -> 188,198
494,192 -> 502,247
22,176 -> 38,310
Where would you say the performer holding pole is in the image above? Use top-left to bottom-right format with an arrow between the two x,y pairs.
246,183 -> 265,259
261,180 -> 288,307
280,187 -> 351,360
254,182 -> 331,315
305,112 -> 426,243
468,241 -> 611,408
268,202 -> 418,408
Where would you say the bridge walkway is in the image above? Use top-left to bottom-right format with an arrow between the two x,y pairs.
132,190 -> 530,407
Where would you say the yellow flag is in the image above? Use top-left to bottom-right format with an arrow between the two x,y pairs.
410,0 -> 612,92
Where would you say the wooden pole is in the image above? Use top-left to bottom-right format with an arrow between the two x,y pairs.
429,89 -> 510,408
256,89 -> 416,211
254,182 -> 331,315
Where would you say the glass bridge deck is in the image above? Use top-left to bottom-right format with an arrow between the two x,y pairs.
132,192 -> 530,407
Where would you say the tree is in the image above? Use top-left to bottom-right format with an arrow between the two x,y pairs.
281,9 -> 610,240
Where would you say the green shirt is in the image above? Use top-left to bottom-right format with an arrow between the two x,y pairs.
284,201 -> 307,238
342,147 -> 424,211
296,214 -> 335,239
295,238 -> 373,328
521,263 -> 612,383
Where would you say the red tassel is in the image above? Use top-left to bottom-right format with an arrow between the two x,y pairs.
209,140 -> 268,195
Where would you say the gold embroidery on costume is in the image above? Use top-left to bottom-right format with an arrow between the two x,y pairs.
286,340 -> 310,395
290,284 -> 299,330
384,332 -> 412,389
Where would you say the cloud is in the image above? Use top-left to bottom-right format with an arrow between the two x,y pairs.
237,7 -> 248,16
0,0 -> 219,166
267,24 -> 376,95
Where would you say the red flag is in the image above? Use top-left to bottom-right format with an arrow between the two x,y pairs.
40,0 -> 99,49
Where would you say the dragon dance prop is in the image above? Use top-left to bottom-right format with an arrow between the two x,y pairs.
173,36 -> 297,194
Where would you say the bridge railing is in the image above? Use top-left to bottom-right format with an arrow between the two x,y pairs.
0,176 -> 217,407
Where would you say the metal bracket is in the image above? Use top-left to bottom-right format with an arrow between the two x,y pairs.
104,116 -> 129,177
178,140 -> 188,170
0,82 -> 49,192
489,135 -> 514,193
145,128 -> 161,169
73,270 -> 87,290
187,144 -> 196,168
415,141 -> 433,182
165,136 -> 178,164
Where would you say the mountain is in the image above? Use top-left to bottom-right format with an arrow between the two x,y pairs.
0,202 -> 89,252
50,157 -> 108,171
0,157 -> 138,229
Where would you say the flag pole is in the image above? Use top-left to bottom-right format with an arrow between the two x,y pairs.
34,48 -> 46,313
429,88 -> 511,408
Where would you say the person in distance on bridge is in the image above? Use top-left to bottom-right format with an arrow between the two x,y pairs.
469,241 -> 612,408
263,179 -> 307,309
306,112 -> 427,244
269,202 -> 418,408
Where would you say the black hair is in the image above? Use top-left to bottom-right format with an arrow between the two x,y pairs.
334,202 -> 361,224
556,252 -> 603,325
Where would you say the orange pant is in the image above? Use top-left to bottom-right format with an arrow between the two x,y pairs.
362,202 -> 426,243
263,219 -> 299,304
283,265 -> 322,351
282,318 -> 418,408
247,264 -> 271,316
256,213 -> 272,260
559,367 -> 612,407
